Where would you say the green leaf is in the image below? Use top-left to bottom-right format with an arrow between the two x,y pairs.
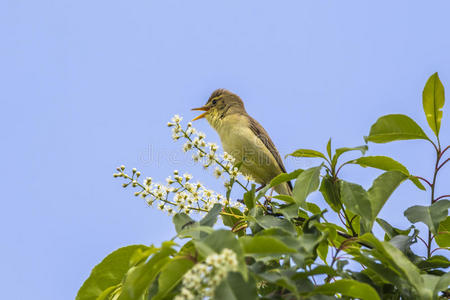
119,241 -> 177,300
313,279 -> 381,300
319,174 -> 341,212
326,138 -> 332,159
435,216 -> 450,247
317,241 -> 329,263
173,213 -> 195,235
434,272 -> 450,298
221,207 -> 244,229
292,165 -> 322,208
340,180 -> 372,234
254,214 -> 296,234
270,169 -> 304,187
365,114 -> 429,143
376,218 -> 412,240
153,257 -> 194,300
286,149 -> 328,160
331,145 -> 368,168
243,185 -> 256,210
368,171 -> 407,220
239,236 -> 297,254
272,194 -> 295,203
307,202 -> 322,215
423,72 -> 445,137
256,169 -> 303,200
200,203 -> 222,227
215,272 -> 257,300
174,209 -> 219,239
404,200 -> 450,234
349,156 -> 425,190
76,245 -> 150,300
358,234 -> 427,297
417,255 -> 450,271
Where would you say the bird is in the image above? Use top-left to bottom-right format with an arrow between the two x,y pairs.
191,89 -> 292,195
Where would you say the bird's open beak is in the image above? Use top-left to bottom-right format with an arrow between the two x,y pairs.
191,106 -> 210,121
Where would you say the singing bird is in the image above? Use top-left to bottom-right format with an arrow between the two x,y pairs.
192,89 -> 292,195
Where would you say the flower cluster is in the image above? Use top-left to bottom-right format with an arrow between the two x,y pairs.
174,248 -> 238,300
113,166 -> 243,216
168,114 -> 254,192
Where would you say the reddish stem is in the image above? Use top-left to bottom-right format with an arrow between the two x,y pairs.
415,176 -> 433,188
434,195 -> 450,202
437,157 -> 450,172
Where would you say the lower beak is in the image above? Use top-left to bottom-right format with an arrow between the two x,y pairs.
191,106 -> 210,121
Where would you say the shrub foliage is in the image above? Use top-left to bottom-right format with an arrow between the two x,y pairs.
78,73 -> 449,300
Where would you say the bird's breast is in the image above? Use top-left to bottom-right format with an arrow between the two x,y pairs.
213,115 -> 281,184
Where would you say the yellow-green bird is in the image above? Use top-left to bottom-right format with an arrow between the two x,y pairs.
192,89 -> 292,195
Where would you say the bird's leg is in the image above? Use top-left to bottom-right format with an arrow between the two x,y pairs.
255,184 -> 266,192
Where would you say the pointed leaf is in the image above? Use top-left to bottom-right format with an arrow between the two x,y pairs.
200,203 -> 222,227
254,215 -> 296,234
423,72 -> 445,137
368,171 -> 408,219
76,245 -> 150,300
319,174 -> 341,212
376,218 -> 412,240
340,180 -> 372,233
243,185 -> 256,210
239,236 -> 297,254
292,165 -> 322,208
404,200 -> 450,234
119,242 -> 177,300
313,279 -> 380,300
326,138 -> 332,159
256,169 -> 303,200
215,272 -> 257,300
153,257 -> 194,300
435,216 -> 450,248
287,149 -> 327,160
350,156 -> 425,190
365,114 -> 429,143
331,145 -> 368,167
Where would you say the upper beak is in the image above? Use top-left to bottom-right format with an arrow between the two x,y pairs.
191,106 -> 210,121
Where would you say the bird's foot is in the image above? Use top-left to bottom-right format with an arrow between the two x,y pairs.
255,184 -> 266,192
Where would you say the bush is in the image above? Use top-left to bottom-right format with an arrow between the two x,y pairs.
77,73 -> 449,300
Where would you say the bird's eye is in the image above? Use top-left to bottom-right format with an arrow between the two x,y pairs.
212,100 -> 217,105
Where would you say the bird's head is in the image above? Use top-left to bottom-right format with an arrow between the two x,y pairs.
191,89 -> 246,127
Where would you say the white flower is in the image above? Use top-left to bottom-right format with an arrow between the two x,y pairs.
186,127 -> 196,135
166,176 -> 175,185
183,142 -> 193,152
183,173 -> 192,181
174,175 -> 183,183
213,167 -> 223,178
143,177 -> 152,186
222,152 -> 235,163
230,167 -> 240,179
171,114 -> 182,124
197,132 -> 206,140
244,174 -> 254,182
208,142 -> 219,152
172,133 -> 181,140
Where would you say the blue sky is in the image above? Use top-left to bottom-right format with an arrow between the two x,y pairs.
1,1 -> 450,299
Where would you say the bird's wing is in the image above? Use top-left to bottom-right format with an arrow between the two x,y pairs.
248,116 -> 293,191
